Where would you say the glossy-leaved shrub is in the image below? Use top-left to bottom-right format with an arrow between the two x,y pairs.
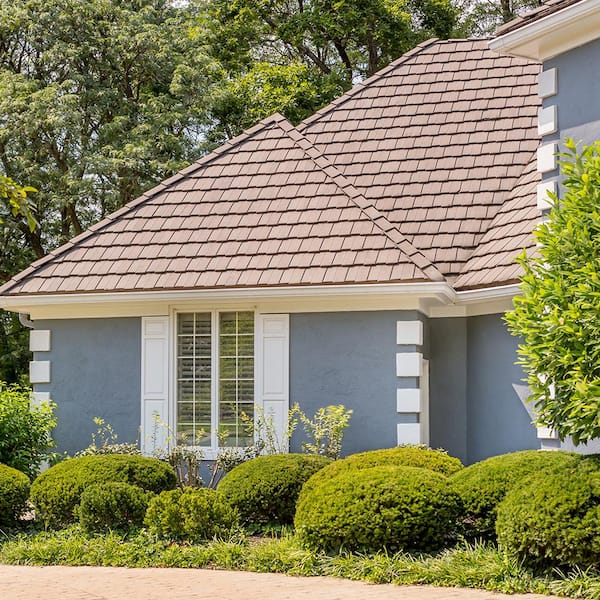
78,482 -> 152,533
144,487 -> 238,542
301,445 -> 463,497
496,456 -> 600,570
295,465 -> 462,553
0,464 -> 30,526
218,454 -> 331,527
450,450 -> 578,540
30,454 -> 177,528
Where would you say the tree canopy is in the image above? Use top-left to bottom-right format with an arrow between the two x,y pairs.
506,140 -> 600,444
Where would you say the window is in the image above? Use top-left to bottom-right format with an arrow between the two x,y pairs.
176,311 -> 254,449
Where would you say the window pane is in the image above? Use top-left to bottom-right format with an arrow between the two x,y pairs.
238,357 -> 254,379
237,335 -> 254,356
219,312 -> 237,335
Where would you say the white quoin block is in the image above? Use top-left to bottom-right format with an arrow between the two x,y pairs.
537,427 -> 559,440
538,105 -> 557,136
396,352 -> 422,377
538,68 -> 557,99
397,423 -> 421,445
396,321 -> 423,345
396,388 -> 421,413
30,330 -> 51,352
29,361 -> 50,384
537,143 -> 557,173
537,180 -> 557,210
31,392 -> 50,406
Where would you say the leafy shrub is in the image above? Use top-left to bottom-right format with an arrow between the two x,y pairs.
450,450 -> 578,540
301,445 -> 463,497
78,482 -> 152,533
218,454 -> 331,527
30,454 -> 176,528
0,464 -> 30,526
0,382 -> 57,478
75,418 -> 140,457
295,465 -> 463,553
144,487 -> 238,542
497,456 -> 600,570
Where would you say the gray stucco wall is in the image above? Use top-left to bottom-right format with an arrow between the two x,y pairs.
465,314 -> 538,464
289,311 -> 423,457
34,318 -> 141,455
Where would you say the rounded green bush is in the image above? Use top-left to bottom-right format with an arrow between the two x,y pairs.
295,465 -> 463,553
78,482 -> 152,533
145,487 -> 238,542
450,450 -> 578,540
0,464 -> 30,526
496,456 -> 600,570
30,454 -> 177,528
218,454 -> 332,526
301,445 -> 463,497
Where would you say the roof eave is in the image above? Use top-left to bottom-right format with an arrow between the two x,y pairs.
489,0 -> 600,60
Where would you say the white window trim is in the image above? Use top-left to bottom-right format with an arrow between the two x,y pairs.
169,307 -> 260,460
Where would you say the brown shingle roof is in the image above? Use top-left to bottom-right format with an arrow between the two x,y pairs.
0,114 -> 443,296
299,38 -> 540,282
495,0 -> 585,36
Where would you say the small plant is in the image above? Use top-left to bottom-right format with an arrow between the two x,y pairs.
160,444 -> 204,488
293,403 -> 352,459
145,487 -> 239,542
0,381 -> 57,478
0,464 -> 30,527
75,417 -> 140,457
78,482 -> 152,533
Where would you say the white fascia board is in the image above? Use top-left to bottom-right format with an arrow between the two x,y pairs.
489,0 -> 600,60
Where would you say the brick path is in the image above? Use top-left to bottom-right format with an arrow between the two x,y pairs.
0,565 -> 562,600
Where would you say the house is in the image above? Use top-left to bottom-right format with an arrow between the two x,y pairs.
2,0 -> 599,464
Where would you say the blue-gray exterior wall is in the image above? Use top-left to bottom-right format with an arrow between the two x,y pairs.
289,311 -> 423,457
34,318 -> 141,455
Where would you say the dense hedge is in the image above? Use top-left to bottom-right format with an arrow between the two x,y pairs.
145,487 -> 238,542
30,454 -> 176,528
78,482 -> 152,533
295,465 -> 463,553
0,464 -> 30,526
301,445 -> 463,497
218,454 -> 331,527
450,450 -> 578,540
497,456 -> 600,570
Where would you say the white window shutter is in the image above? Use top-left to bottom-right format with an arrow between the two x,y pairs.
141,317 -> 170,455
256,314 -> 290,452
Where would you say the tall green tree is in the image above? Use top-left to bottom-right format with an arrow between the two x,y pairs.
506,140 -> 600,444
455,0 -> 541,36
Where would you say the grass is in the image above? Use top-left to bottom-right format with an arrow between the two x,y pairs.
2,528 -> 600,598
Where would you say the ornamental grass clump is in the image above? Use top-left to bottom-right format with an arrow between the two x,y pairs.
218,454 -> 331,527
295,465 -> 462,553
0,464 -> 30,527
496,455 -> 600,571
30,454 -> 177,528
144,487 -> 238,542
450,450 -> 578,540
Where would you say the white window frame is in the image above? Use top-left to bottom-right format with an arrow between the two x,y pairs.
169,308 -> 260,460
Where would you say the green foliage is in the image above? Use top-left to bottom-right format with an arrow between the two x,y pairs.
293,404 -> 352,459
0,175 -> 37,230
0,381 -> 57,478
295,465 -> 462,553
506,140 -> 600,444
496,456 -> 600,571
450,450 -> 578,541
302,445 -> 463,497
78,482 -> 152,534
75,418 -> 140,457
218,454 -> 331,527
454,0 -> 540,36
0,463 -> 30,526
30,454 -> 176,528
144,487 -> 239,542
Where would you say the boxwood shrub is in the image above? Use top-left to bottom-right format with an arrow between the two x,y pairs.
301,445 -> 463,497
30,454 -> 176,528
450,450 -> 578,540
218,454 -> 332,527
78,482 -> 152,533
496,456 -> 600,570
145,487 -> 238,542
295,465 -> 463,553
0,464 -> 30,526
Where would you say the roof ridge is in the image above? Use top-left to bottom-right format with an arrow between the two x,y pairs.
0,114 -> 290,295
275,119 -> 446,283
297,38 -> 440,131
